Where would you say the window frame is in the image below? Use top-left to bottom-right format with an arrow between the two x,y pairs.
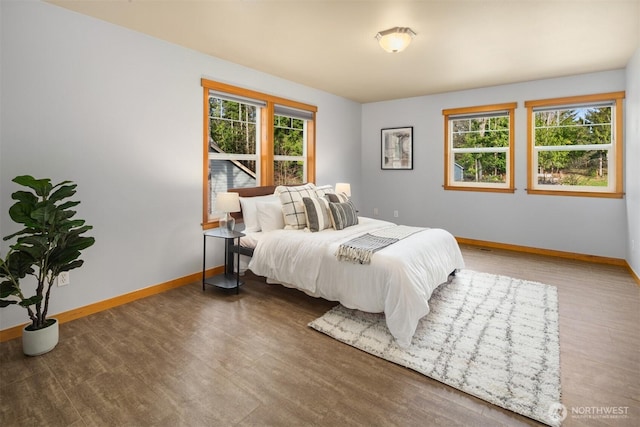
201,79 -> 317,228
273,108 -> 310,186
443,102 -> 517,193
524,92 -> 624,198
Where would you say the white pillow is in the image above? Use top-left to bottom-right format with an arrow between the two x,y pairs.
239,194 -> 278,232
256,200 -> 285,232
314,184 -> 334,198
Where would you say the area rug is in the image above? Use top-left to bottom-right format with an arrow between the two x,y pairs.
308,270 -> 563,426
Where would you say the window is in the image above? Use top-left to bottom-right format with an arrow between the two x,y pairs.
206,94 -> 260,223
274,105 -> 314,186
443,103 -> 516,193
525,92 -> 624,198
202,79 -> 317,227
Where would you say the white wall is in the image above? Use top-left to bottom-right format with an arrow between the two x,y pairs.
0,1 -> 361,329
361,71 -> 628,259
626,48 -> 640,276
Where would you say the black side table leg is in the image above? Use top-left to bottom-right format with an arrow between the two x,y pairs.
202,235 -> 206,291
236,237 -> 240,294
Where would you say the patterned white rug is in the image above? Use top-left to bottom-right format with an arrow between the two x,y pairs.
309,270 -> 563,426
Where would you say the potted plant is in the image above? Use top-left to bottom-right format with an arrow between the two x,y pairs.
0,175 -> 95,355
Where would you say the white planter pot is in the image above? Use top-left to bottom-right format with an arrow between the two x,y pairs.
22,319 -> 59,356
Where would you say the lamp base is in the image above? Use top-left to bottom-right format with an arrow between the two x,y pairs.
219,213 -> 235,233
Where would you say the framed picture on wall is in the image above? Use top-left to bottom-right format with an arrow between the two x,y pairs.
381,126 -> 413,170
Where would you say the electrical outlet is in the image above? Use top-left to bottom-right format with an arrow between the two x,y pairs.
373,207 -> 379,216
58,272 -> 70,287
393,210 -> 399,218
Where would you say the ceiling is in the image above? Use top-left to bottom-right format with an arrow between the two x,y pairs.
48,0 -> 640,103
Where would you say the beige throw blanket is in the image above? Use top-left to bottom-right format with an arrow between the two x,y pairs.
336,225 -> 425,264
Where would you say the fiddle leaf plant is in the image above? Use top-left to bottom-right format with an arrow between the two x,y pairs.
0,175 -> 95,330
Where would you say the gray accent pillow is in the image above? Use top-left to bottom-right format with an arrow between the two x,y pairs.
329,200 -> 359,230
325,192 -> 349,203
302,197 -> 331,232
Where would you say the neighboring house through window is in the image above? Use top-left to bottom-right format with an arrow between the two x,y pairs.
202,79 -> 317,227
524,92 -> 624,198
443,103 -> 516,193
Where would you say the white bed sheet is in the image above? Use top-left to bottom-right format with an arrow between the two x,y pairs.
247,217 -> 465,347
239,231 -> 261,249
238,231 -> 262,273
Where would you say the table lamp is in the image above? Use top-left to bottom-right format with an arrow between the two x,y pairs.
335,182 -> 351,198
215,192 -> 240,232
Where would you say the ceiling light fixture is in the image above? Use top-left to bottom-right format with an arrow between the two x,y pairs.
375,27 -> 416,53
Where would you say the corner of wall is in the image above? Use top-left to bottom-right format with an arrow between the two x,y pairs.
625,47 -> 640,275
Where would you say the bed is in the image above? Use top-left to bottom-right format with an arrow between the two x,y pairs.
229,184 -> 465,348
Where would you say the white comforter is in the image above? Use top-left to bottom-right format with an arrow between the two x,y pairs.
247,217 -> 465,347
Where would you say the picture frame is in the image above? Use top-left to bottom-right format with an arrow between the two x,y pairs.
381,126 -> 413,170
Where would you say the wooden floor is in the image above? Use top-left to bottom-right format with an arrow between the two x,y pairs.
1,245 -> 638,426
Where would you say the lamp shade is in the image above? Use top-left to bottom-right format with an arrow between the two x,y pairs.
335,182 -> 351,197
375,27 -> 416,53
215,192 -> 240,213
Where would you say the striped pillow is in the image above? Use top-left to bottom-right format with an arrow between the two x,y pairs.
275,183 -> 318,230
325,192 -> 349,203
302,197 -> 331,232
329,200 -> 359,230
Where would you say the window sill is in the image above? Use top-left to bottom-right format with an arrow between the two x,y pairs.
443,185 -> 515,194
526,189 -> 624,199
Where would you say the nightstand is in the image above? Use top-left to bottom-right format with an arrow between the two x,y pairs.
202,228 -> 245,294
